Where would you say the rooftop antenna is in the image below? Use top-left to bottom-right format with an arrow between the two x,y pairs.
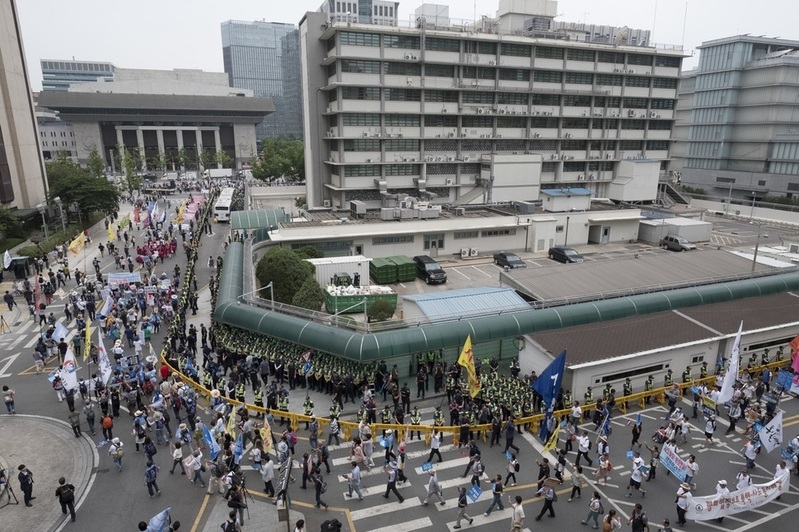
681,2 -> 688,49
651,0 -> 657,43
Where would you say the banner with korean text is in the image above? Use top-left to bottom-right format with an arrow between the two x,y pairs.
686,471 -> 790,520
659,443 -> 691,481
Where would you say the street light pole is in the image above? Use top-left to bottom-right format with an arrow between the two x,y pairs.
54,197 -> 66,234
265,281 -> 274,310
36,203 -> 49,242
749,191 -> 756,222
752,224 -> 761,273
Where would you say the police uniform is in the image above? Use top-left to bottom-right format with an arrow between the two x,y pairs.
644,376 -> 654,404
303,397 -> 314,429
410,407 -> 422,440
583,388 -> 593,419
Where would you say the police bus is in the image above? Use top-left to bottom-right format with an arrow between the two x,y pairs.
213,187 -> 235,222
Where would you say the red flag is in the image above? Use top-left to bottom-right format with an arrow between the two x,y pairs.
791,335 -> 799,373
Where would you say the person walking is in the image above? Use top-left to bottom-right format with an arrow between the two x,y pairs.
186,450 -> 206,488
603,509 -> 622,531
685,455 -> 699,488
346,461 -> 363,501
505,454 -> 519,487
101,415 -> 114,441
568,465 -> 586,502
535,458 -> 551,490
576,431 -> 593,467
675,482 -> 691,526
504,418 -> 520,454
68,409 -> 82,437
484,474 -> 504,516
469,456 -> 484,487
701,415 -> 717,448
311,468 -> 329,509
426,428 -> 443,463
743,439 -> 758,469
626,451 -> 647,498
383,461 -> 405,503
628,503 -> 649,532
453,486 -> 473,529
260,455 -> 275,496
2,385 -> 16,414
509,495 -> 525,531
83,402 -> 96,435
108,438 -> 124,472
422,469 -> 445,506
581,491 -> 604,529
145,461 -> 161,498
55,476 -> 76,522
170,442 -> 184,474
18,464 -> 35,506
534,483 -> 557,521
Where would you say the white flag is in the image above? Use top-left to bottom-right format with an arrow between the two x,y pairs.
717,321 -> 743,404
97,327 -> 113,384
3,250 -> 11,269
99,294 -> 114,317
61,347 -> 79,391
758,411 -> 783,453
51,321 -> 69,343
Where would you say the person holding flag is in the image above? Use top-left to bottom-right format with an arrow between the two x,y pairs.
457,335 -> 481,398
532,350 -> 567,443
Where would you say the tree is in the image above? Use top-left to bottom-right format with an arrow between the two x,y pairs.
292,277 -> 325,311
86,148 -> 106,179
215,149 -> 234,169
294,246 -> 323,260
367,298 -> 395,322
0,205 -> 23,238
154,151 -> 168,174
121,148 -> 142,196
199,148 -> 216,171
177,147 -> 192,170
250,137 -> 305,184
255,247 -> 314,304
46,153 -> 120,221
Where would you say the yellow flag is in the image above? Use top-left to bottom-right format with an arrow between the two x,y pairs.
226,410 -> 238,437
260,423 -> 273,454
83,322 -> 92,362
108,224 -> 116,241
457,335 -> 481,398
68,234 -> 84,256
542,421 -> 561,453
176,201 -> 186,224
120,213 -> 131,230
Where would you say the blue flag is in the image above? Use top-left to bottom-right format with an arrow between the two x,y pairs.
203,423 -> 221,460
147,507 -> 171,532
636,412 -> 642,426
532,350 -> 566,442
233,433 -> 243,465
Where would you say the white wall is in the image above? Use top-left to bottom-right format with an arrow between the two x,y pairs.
608,160 -> 661,202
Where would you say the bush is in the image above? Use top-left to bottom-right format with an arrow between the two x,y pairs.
367,298 -> 395,322
292,277 -> 325,311
255,247 -> 314,304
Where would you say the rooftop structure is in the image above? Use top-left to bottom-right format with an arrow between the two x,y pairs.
40,59 -> 116,91
319,0 -> 400,26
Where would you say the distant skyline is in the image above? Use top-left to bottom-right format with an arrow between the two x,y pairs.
17,0 -> 799,91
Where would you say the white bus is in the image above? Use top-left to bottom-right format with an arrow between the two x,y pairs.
213,187 -> 235,222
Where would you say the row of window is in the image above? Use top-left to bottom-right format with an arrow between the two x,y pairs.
332,60 -> 679,89
39,130 -> 74,137
41,141 -> 75,147
338,112 -> 673,128
335,32 -> 682,68
337,138 -> 668,152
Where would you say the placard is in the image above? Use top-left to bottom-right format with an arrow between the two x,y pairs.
466,484 -> 482,503
421,462 -> 433,472
659,443 -> 691,481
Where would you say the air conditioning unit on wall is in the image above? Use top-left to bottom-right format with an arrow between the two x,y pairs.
323,200 -> 331,208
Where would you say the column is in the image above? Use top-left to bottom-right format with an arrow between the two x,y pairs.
195,128 -> 203,176
213,128 -> 222,168
136,127 -> 145,171
177,129 -> 184,172
116,127 -> 124,149
156,129 -> 165,158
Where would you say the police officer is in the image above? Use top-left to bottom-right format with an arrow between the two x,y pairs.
253,387 -> 264,418
202,371 -> 213,391
410,406 -> 422,440
303,395 -> 314,429
664,369 -> 674,387
381,405 -> 392,437
401,383 -> 411,415
761,349 -> 770,366
644,375 -> 654,404
682,366 -> 692,384
416,367 -> 427,399
216,376 -> 227,398
278,394 -> 289,426
235,381 -> 246,403
700,361 -> 709,379
622,378 -> 632,408
583,387 -> 593,419
510,359 -> 521,378
433,406 -> 444,428
602,383 -> 612,401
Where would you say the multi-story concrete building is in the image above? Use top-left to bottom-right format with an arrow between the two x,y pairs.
0,0 -> 48,209
221,20 -> 303,142
319,0 -> 400,26
674,35 -> 799,203
40,59 -> 116,91
35,102 -> 77,162
299,0 -> 684,210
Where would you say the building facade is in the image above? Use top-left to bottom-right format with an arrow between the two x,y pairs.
319,0 -> 400,26
299,2 -> 684,210
222,20 -> 303,142
0,0 -> 48,208
674,35 -> 799,202
40,59 -> 116,91
35,103 -> 77,162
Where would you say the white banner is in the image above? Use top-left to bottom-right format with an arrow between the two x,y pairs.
97,328 -> 113,384
107,272 -> 142,285
686,471 -> 791,520
718,321 -> 743,404
61,347 -> 80,391
659,443 -> 691,481
758,411 -> 783,453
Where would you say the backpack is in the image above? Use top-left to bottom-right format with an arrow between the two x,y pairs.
102,417 -> 113,429
59,485 -> 75,502
598,501 -> 605,514
221,521 -> 240,532
146,442 -> 158,456
320,479 -> 328,493
473,461 -> 484,475
288,432 -> 298,446
145,467 -> 157,483
514,460 -> 520,473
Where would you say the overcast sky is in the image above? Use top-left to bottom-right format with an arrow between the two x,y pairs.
17,0 -> 796,90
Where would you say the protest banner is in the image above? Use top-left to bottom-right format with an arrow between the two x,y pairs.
659,444 -> 691,481
686,471 -> 790,520
107,272 -> 143,285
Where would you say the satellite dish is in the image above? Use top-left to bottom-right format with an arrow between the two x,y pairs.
614,26 -> 630,46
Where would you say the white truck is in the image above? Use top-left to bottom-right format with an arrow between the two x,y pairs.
203,168 -> 234,179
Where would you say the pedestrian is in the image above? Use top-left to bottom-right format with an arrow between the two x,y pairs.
581,491 -> 604,529
505,453 -> 519,486
470,456 -> 484,487
535,458 -> 550,490
509,494 -> 525,531
221,510 -> 241,532
186,449 -> 206,487
628,503 -> 648,532
226,484 -> 246,525
2,385 -> 16,414
18,464 -> 35,506
576,430 -> 593,467
427,428 -> 443,463
109,437 -> 124,471
644,443 -> 659,481
604,509 -> 622,530
311,467 -> 329,509
568,465 -> 586,502
145,461 -> 161,498
68,409 -> 82,437
102,415 -> 114,441
735,469 -> 751,490
3,290 -> 16,311
383,461 -> 404,503
453,486 -> 473,529
631,419 -> 642,448
701,415 -> 717,448
714,479 -> 730,523
725,400 -> 742,434
685,454 -> 699,488
626,451 -> 647,498
659,518 -> 674,532
55,476 -> 76,522
346,461 -> 363,501
484,474 -> 504,516
260,454 -> 275,496
534,482 -> 556,521
422,468 -> 445,506
594,453 -> 611,485
675,482 -> 691,526
293,519 -> 305,532
743,439 -> 758,469
504,418 -> 520,454
83,402 -> 96,435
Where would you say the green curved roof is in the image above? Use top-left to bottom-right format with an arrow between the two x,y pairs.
230,209 -> 287,231
214,242 -> 799,362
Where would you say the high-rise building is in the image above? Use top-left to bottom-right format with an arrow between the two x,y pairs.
318,0 -> 400,26
0,0 -> 48,208
299,0 -> 684,209
674,35 -> 799,202
40,59 -> 116,91
221,20 -> 303,142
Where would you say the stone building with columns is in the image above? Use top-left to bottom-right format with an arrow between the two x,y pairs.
36,88 -> 273,173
